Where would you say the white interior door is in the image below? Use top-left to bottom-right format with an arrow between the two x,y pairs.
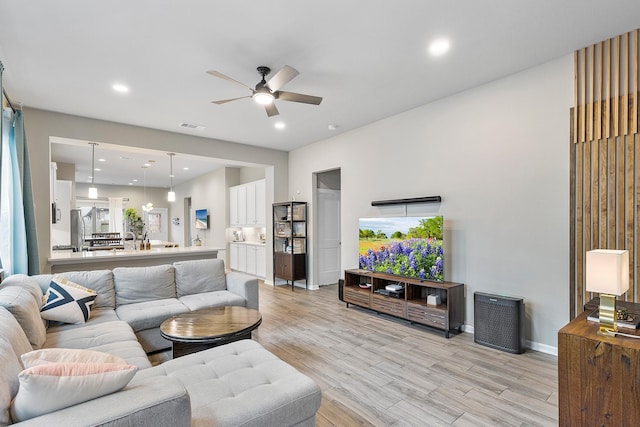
317,188 -> 341,285
144,208 -> 168,242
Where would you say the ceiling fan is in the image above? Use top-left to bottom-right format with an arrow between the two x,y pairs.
207,65 -> 322,117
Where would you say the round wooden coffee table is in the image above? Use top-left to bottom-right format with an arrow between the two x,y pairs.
160,306 -> 262,358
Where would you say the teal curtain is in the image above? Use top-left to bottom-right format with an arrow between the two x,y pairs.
13,110 -> 39,274
0,62 -> 39,275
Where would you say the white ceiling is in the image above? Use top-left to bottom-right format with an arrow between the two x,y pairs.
49,137 -> 231,189
2,1 -> 640,187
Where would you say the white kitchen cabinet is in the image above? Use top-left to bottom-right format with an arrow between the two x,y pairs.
229,243 -> 266,279
237,185 -> 247,226
256,246 -> 266,278
254,180 -> 266,225
229,187 -> 239,226
246,244 -> 257,275
229,243 -> 239,270
228,179 -> 265,227
237,243 -> 247,272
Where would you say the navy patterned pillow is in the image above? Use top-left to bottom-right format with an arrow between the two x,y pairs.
40,277 -> 97,324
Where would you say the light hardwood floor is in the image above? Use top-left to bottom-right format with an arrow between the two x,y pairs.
252,282 -> 558,427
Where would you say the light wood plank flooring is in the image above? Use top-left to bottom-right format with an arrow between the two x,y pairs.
252,283 -> 558,427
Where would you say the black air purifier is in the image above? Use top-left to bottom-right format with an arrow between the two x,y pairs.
474,292 -> 525,354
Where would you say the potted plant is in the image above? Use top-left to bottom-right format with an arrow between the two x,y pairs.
125,208 -> 144,239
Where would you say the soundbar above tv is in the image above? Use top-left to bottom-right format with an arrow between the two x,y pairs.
371,196 -> 441,206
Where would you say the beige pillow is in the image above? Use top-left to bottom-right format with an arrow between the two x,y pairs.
11,349 -> 137,422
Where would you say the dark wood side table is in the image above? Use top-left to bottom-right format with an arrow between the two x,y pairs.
558,304 -> 640,426
160,306 -> 262,358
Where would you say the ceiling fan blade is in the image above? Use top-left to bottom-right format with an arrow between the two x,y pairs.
265,103 -> 279,117
278,91 -> 323,105
206,70 -> 253,91
266,65 -> 299,92
211,95 -> 252,105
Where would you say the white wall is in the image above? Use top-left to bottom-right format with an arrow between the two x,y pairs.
289,55 -> 573,350
171,167 -> 228,249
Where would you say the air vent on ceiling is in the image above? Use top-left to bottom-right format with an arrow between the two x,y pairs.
179,122 -> 206,130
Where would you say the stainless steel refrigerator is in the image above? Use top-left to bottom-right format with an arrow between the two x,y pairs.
70,208 -> 83,252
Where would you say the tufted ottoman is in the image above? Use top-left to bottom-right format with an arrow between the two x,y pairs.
133,339 -> 321,427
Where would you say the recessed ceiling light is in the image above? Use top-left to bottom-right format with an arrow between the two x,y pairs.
112,83 -> 129,93
128,183 -> 133,186
274,122 -> 285,130
428,38 -> 450,57
132,179 -> 138,182
98,158 -> 106,162
327,124 -> 339,131
143,163 -> 151,167
183,167 -> 189,171
94,168 -> 101,172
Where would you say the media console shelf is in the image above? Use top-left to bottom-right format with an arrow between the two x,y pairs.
343,269 -> 464,338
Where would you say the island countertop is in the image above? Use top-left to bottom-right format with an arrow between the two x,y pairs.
48,246 -> 221,273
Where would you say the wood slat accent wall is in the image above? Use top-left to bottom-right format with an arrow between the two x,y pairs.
570,29 -> 640,318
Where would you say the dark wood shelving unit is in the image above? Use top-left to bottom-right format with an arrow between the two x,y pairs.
273,202 -> 307,290
343,269 -> 464,338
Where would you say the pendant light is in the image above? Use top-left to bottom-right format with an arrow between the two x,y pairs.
167,153 -> 176,202
88,142 -> 98,199
141,165 -> 153,212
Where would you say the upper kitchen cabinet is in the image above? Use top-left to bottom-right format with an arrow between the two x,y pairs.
229,179 -> 266,227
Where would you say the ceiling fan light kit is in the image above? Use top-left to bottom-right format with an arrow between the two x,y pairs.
253,91 -> 274,105
208,65 -> 322,117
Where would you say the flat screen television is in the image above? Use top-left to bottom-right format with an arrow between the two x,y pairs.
195,209 -> 208,229
358,215 -> 443,282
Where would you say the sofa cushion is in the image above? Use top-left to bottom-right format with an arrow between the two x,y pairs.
135,340 -> 322,427
43,320 -> 151,370
113,264 -> 176,306
10,357 -> 137,422
0,274 -> 43,305
116,298 -> 189,332
0,307 -> 33,426
179,290 -> 245,311
40,277 -> 97,324
174,258 -> 226,297
0,284 -> 46,349
32,270 -> 116,310
46,307 -> 120,333
0,306 -> 33,358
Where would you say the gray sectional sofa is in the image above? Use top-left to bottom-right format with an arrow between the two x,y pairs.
0,258 -> 321,426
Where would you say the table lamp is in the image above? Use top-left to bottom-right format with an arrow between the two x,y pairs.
586,249 -> 629,335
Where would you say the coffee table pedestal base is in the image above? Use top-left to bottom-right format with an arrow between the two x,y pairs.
171,331 -> 253,358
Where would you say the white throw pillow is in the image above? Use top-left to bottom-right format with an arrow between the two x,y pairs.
40,277 -> 97,324
11,348 -> 137,422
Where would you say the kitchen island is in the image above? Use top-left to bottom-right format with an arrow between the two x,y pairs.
48,246 -> 220,274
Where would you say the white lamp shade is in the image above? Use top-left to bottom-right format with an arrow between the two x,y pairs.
88,187 -> 98,199
586,249 -> 629,295
167,191 -> 176,202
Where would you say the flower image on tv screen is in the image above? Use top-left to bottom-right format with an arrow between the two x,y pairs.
358,216 -> 443,281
